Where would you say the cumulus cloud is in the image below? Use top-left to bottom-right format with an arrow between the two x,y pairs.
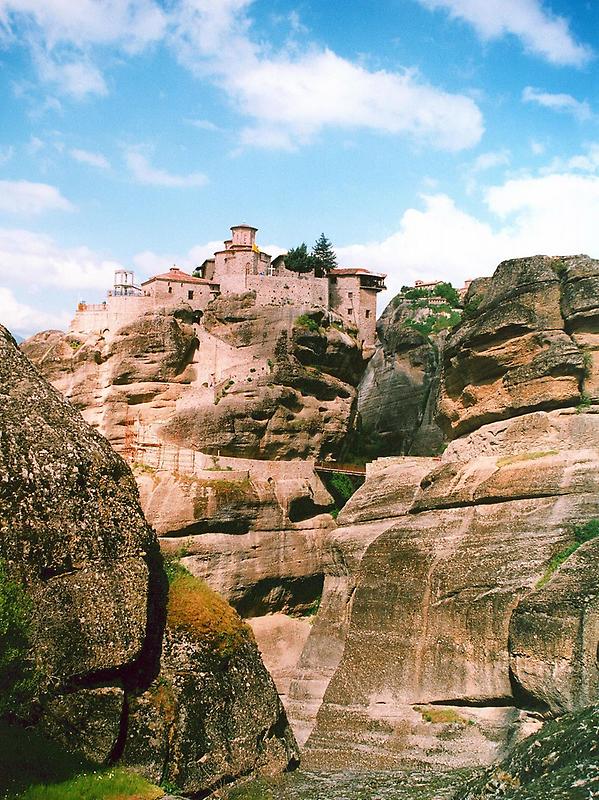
336,172 -> 599,304
522,86 -> 592,121
0,0 -> 166,98
0,285 -> 70,337
4,0 -> 485,149
171,2 -> 484,151
0,228 -> 121,289
70,147 -> 111,169
125,149 -> 208,188
0,0 -> 166,51
416,0 -> 592,66
0,180 -> 73,214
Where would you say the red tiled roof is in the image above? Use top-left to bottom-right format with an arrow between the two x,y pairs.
330,268 -> 387,278
142,267 -> 216,286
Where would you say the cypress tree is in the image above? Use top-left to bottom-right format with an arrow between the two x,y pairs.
311,233 -> 337,275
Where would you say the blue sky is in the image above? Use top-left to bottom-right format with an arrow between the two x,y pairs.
1,0 -> 598,336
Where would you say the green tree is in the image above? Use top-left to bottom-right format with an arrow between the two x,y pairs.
0,561 -> 36,716
284,243 -> 314,274
311,233 -> 337,276
434,282 -> 460,307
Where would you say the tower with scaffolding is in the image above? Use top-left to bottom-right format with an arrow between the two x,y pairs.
112,270 -> 141,296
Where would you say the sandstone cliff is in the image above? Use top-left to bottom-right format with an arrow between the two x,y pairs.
287,256 -> 599,770
438,255 -> 598,438
0,324 -> 298,794
23,295 -> 366,461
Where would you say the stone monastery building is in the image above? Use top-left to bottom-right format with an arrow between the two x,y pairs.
71,224 -> 386,347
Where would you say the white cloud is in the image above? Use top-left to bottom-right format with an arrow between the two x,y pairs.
470,150 -> 510,173
0,0 -> 166,52
171,2 -> 484,151
125,149 -> 208,188
0,286 -> 70,337
188,118 -> 220,132
336,172 -> 599,304
0,180 -> 73,214
70,147 -> 111,169
417,0 -> 592,66
1,0 -> 166,98
0,228 -> 121,289
34,50 -> 108,98
522,86 -> 592,121
4,0 -> 484,148
530,139 -> 546,155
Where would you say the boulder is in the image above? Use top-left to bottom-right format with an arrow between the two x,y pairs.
0,325 -> 298,792
455,704 -> 599,800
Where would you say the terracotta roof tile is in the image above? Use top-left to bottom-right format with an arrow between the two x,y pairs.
142,267 -> 216,286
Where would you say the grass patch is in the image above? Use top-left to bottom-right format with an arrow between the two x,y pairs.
131,462 -> 156,475
496,450 -> 558,468
0,723 -> 162,800
415,705 -> 470,725
6,769 -> 163,800
537,518 -> 599,588
165,558 -> 251,656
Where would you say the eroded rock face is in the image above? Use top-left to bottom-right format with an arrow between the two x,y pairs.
23,296 -> 367,461
0,325 -> 298,792
300,410 -> 599,770
438,255 -> 599,438
356,298 -> 445,458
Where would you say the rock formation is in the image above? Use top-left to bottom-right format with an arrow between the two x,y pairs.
438,255 -> 597,438
455,703 -> 598,799
0,324 -> 298,794
355,293 -> 446,458
288,256 -> 599,769
23,295 -> 367,461
19,254 -> 599,782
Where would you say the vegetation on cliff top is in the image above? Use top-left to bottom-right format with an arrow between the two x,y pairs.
393,282 -> 463,338
165,557 -> 252,656
285,233 -> 337,276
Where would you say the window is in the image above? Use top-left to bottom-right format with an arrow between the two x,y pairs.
348,291 -> 353,299
365,309 -> 371,318
188,290 -> 194,300
348,308 -> 353,315
168,286 -> 172,294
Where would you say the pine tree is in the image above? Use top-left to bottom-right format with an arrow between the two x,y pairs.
311,233 -> 337,276
284,243 -> 314,274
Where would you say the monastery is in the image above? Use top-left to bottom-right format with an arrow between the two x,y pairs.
71,224 -> 386,348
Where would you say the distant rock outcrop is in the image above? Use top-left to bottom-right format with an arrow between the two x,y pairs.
0,324 -> 298,793
355,295 -> 445,457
